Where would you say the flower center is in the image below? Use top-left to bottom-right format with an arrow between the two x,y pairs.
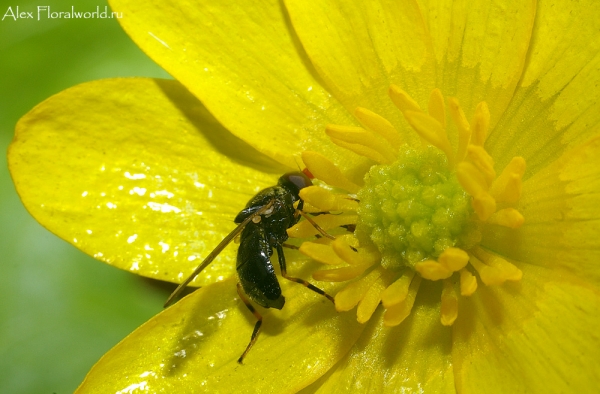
356,146 -> 480,271
288,87 -> 526,327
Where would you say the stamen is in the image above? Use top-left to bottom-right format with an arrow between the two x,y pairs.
287,213 -> 357,238
356,271 -> 391,323
456,162 -> 489,193
474,247 -> 522,281
388,84 -> 422,113
331,235 -> 379,266
313,263 -> 372,282
487,208 -> 525,228
381,269 -> 415,308
301,151 -> 360,193
448,97 -> 471,163
459,268 -> 477,296
299,241 -> 345,265
299,186 -> 359,212
468,254 -> 504,286
440,278 -> 458,326
403,111 -> 455,166
334,266 -> 385,312
466,145 -> 496,185
428,88 -> 447,129
414,259 -> 452,280
472,192 -> 497,222
469,248 -> 522,286
490,156 -> 526,203
354,107 -> 402,149
438,247 -> 469,271
383,275 -> 421,326
326,125 -> 396,164
456,162 -> 496,221
470,102 -> 490,146
299,87 -> 527,330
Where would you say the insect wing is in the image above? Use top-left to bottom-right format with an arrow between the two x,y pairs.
164,199 -> 275,307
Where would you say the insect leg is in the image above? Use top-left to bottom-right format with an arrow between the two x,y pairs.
276,244 -> 334,303
236,282 -> 262,364
297,210 -> 336,240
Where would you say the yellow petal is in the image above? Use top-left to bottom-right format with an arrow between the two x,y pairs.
76,278 -> 365,393
419,0 -> 536,129
519,0 -> 600,154
306,281 -> 454,393
110,0 -> 360,172
453,265 -> 600,393
8,78 -> 284,285
486,1 -> 600,173
285,0 -> 436,146
482,136 -> 600,283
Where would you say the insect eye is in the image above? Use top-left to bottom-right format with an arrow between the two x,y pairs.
279,171 -> 312,193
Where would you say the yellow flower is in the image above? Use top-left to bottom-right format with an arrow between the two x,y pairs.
8,0 -> 600,393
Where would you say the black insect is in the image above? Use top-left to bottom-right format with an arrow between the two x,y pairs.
164,171 -> 334,363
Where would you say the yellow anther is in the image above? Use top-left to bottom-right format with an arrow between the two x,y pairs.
381,269 -> 415,308
383,275 -> 421,326
312,263 -> 372,282
403,110 -> 454,166
301,151 -> 360,193
469,249 -> 522,285
468,255 -> 505,286
488,208 -> 525,228
490,156 -> 526,203
438,247 -> 469,271
466,145 -> 496,185
299,241 -> 345,265
448,97 -> 471,163
299,186 -> 358,212
332,235 -> 379,266
287,213 -> 357,238
472,191 -> 497,221
428,88 -> 447,129
440,278 -> 458,326
456,162 -> 497,220
356,272 -> 390,323
459,268 -> 477,296
471,101 -> 490,146
326,125 -> 397,164
388,84 -> 421,113
456,161 -> 488,195
414,259 -> 453,280
475,247 -> 522,281
354,107 -> 402,149
334,267 -> 384,312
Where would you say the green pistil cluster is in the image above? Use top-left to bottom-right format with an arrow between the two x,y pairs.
356,147 -> 480,271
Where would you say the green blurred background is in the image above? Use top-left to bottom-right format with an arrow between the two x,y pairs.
0,0 -> 173,392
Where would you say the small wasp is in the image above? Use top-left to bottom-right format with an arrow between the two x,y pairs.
165,171 -> 334,363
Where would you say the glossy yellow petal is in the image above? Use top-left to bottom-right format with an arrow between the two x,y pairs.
418,0 -> 536,128
303,281 -> 454,393
482,136 -> 600,283
109,0 -> 363,176
453,264 -> 600,393
9,78 -> 286,286
77,277 -> 365,393
485,0 -> 600,173
285,0 -> 436,147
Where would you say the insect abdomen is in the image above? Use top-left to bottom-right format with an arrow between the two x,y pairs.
236,224 -> 285,309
